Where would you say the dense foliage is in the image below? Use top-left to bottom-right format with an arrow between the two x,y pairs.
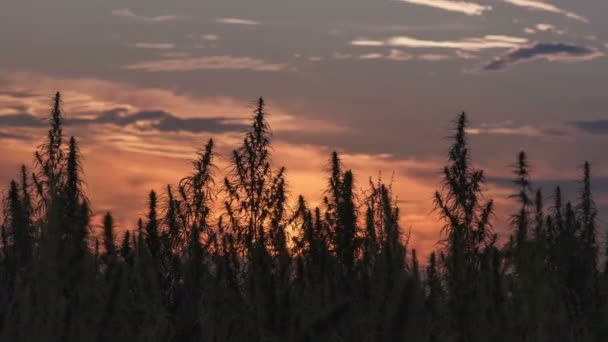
0,93 -> 606,341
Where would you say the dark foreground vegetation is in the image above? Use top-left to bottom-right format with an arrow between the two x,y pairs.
0,92 -> 607,341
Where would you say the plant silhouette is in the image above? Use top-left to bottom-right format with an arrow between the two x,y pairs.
0,93 -> 606,341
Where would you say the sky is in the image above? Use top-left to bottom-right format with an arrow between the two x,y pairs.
1,0 -> 608,258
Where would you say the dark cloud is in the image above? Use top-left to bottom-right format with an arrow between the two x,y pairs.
571,120 -> 608,135
0,131 -> 31,140
542,128 -> 568,137
0,108 -> 248,135
0,90 -> 42,98
6,104 -> 29,113
153,116 -> 247,133
482,43 -> 602,71
66,108 -> 168,126
66,108 -> 247,134
0,113 -> 46,127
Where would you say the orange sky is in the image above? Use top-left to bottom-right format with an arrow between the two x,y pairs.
0,72 -> 546,260
2,68 -> 608,263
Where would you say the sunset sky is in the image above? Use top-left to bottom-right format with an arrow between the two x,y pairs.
1,0 -> 608,257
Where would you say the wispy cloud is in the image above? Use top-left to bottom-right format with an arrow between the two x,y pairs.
111,8 -> 183,23
215,17 -> 260,26
352,35 -> 528,51
351,39 -> 385,47
482,43 -> 603,71
358,53 -> 384,60
387,49 -> 414,61
501,0 -> 588,23
333,50 -> 456,62
467,126 -> 546,137
536,24 -> 555,32
202,34 -> 219,41
537,23 -> 564,34
418,53 -> 452,61
396,0 -> 491,16
455,50 -> 478,59
160,52 -> 190,58
467,121 -> 565,137
524,24 -> 565,35
133,43 -> 175,50
123,56 -> 287,72
388,35 -> 528,50
330,52 -> 354,60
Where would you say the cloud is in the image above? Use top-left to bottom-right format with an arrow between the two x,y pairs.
395,0 -> 491,16
123,56 -> 287,72
331,49 -> 466,63
329,49 -> 454,63
418,54 -> 452,61
133,43 -> 175,50
185,33 -> 218,40
571,120 -> 608,135
352,35 -> 528,51
536,24 -> 556,32
331,52 -> 354,60
215,17 -> 260,26
67,108 -> 163,126
153,116 -> 248,133
0,72 -> 226,116
455,50 -> 478,59
160,52 -> 190,58
345,23 -> 479,34
0,106 -> 247,135
0,113 -> 46,127
111,8 -> 183,23
185,34 -> 220,49
525,24 -> 565,35
0,131 -> 31,140
0,71 -> 335,135
466,120 -> 568,137
0,90 -> 40,99
501,0 -> 588,23
351,39 -> 385,47
65,108 -> 248,134
467,126 -> 547,137
202,34 -> 219,41
482,43 -> 603,71
387,49 -> 414,61
359,53 -> 384,60
389,35 -> 528,50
